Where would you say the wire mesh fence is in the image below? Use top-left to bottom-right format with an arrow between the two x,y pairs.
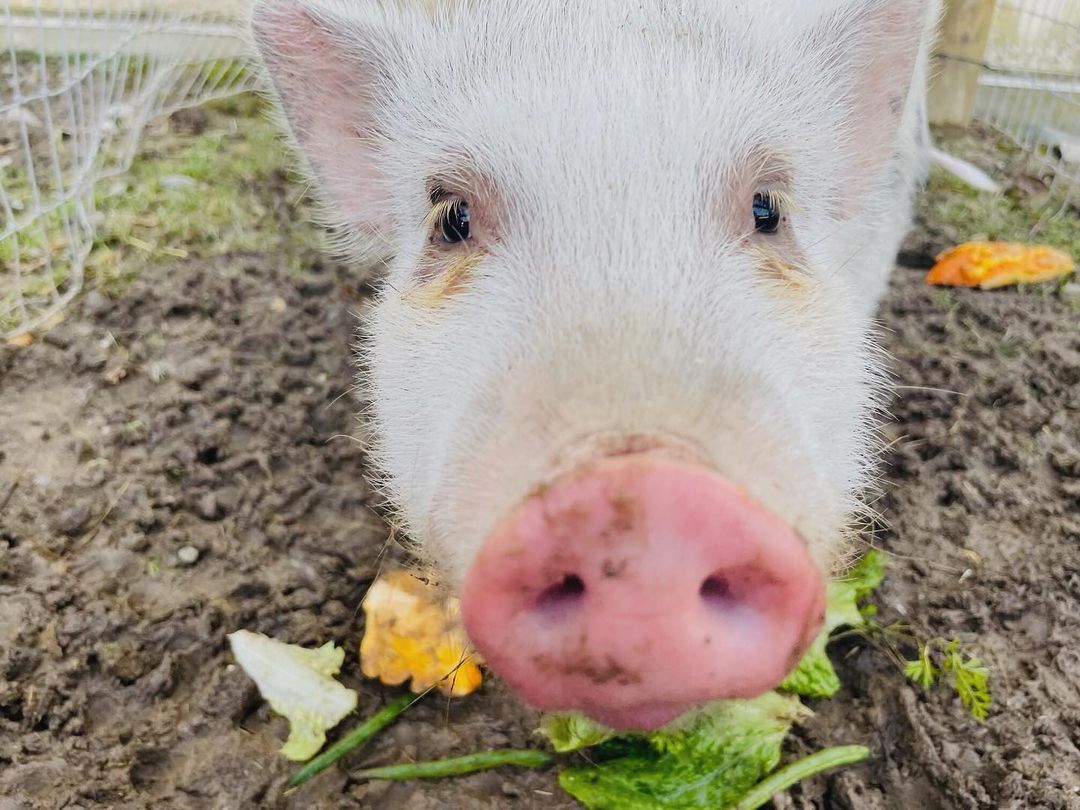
975,0 -> 1080,200
1,0 -> 254,338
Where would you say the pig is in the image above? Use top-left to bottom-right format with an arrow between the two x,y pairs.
251,0 -> 939,730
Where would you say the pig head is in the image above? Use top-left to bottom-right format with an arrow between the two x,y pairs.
251,0 -> 936,730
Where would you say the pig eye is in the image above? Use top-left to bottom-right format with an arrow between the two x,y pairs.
436,198 -> 471,244
752,192 -> 782,234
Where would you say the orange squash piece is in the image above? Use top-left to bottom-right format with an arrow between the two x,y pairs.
360,570 -> 483,697
926,241 -> 1075,289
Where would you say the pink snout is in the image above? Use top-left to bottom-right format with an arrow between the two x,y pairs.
460,453 -> 826,731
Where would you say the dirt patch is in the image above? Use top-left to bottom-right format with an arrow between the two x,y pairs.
2,115 -> 1079,807
0,244 -> 565,809
789,263 -> 1080,810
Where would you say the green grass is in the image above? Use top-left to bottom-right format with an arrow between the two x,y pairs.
88,94 -> 324,294
2,92 -> 324,333
920,127 -> 1080,262
921,166 -> 1080,258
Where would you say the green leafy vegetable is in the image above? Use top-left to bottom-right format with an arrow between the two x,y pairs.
541,712 -> 615,754
781,550 -> 886,698
551,694 -> 810,810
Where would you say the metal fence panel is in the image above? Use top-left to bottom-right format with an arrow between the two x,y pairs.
975,0 -> 1080,194
1,0 -> 254,338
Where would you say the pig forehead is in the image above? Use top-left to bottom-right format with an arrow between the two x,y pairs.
384,1 -> 842,184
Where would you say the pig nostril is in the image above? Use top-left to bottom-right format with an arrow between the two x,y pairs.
535,574 -> 586,615
700,575 -> 735,609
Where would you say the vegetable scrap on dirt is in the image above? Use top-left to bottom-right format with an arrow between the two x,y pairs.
359,569 -> 483,697
226,552 -> 990,807
926,241 -> 1075,289
226,631 -> 357,762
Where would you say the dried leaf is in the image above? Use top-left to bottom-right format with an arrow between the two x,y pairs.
360,571 -> 483,697
926,241 -> 1075,289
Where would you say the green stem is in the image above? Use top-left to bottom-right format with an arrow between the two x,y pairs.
287,693 -> 417,790
351,749 -> 554,782
734,745 -> 871,810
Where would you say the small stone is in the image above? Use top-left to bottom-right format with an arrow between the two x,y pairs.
1061,282 -> 1080,303
177,546 -> 200,566
54,504 -> 92,536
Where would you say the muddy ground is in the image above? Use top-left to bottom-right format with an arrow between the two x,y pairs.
1,106 -> 1079,809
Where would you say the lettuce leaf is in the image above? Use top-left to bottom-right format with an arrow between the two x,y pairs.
545,552 -> 887,810
228,630 -> 358,762
781,550 -> 887,698
555,694 -> 810,810
541,712 -> 616,754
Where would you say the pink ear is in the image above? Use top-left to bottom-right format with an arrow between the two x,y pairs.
813,0 -> 931,210
251,0 -> 392,234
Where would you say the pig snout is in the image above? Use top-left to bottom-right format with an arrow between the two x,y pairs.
460,450 -> 826,731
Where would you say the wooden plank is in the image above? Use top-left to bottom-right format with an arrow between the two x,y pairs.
929,0 -> 998,126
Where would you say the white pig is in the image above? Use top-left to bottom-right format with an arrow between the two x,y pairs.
252,0 -> 939,730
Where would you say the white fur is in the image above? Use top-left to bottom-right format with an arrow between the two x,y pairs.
252,0 -> 938,583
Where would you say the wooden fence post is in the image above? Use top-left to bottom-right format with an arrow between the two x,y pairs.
928,0 -> 999,127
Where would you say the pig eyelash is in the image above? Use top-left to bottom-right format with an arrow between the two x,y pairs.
752,190 -> 791,234
425,189 -> 472,245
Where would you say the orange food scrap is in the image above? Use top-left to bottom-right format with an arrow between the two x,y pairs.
926,241 -> 1075,289
360,570 -> 483,697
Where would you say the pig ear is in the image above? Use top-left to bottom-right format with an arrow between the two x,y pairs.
251,0 -> 397,235
811,0 -> 931,210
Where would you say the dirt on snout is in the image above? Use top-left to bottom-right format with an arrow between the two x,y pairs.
1,112 -> 1079,809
